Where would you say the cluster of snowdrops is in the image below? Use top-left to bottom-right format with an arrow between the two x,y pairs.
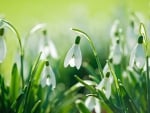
0,14 -> 150,113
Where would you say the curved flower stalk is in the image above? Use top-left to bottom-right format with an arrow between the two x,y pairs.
139,23 -> 150,112
40,61 -> 56,90
0,19 -> 24,88
39,30 -> 58,59
64,36 -> 82,70
85,96 -> 101,113
0,28 -> 6,63
71,28 -> 104,78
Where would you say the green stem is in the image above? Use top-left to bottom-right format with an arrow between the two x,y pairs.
72,28 -> 104,79
146,56 -> 150,113
2,19 -> 24,88
107,61 -> 125,113
23,53 -> 43,113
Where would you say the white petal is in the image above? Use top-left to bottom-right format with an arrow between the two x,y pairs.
112,44 -> 122,64
135,44 -> 145,68
46,77 -> 51,86
110,20 -> 120,38
135,57 -> 145,69
69,57 -> 75,67
64,44 -> 75,67
96,77 -> 112,99
96,78 -> 107,90
129,44 -> 138,67
103,63 -> 109,75
49,66 -> 56,89
85,96 -> 96,111
0,37 -> 6,63
95,98 -> 101,113
40,46 -> 50,59
105,80 -> 111,99
74,44 -> 82,69
48,41 -> 58,59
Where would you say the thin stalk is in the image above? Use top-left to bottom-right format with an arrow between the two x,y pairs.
146,56 -> 150,113
23,53 -> 43,113
121,85 -> 140,113
72,28 -> 104,79
2,19 -> 24,88
107,61 -> 125,113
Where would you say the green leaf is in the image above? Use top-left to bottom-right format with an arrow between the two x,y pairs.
65,80 -> 96,95
10,63 -> 20,102
31,100 -> 41,113
119,83 -> 140,113
34,60 -> 46,85
75,100 -> 91,113
11,91 -> 25,112
74,75 -> 95,93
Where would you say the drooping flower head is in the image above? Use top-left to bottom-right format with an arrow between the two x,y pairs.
39,30 -> 58,59
85,96 -> 101,113
64,36 -> 82,70
109,20 -> 123,64
0,28 -> 6,63
40,61 -> 56,90
96,64 -> 113,99
129,35 -> 145,68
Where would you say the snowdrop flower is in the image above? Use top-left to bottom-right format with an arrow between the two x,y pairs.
109,39 -> 122,64
85,96 -> 101,113
64,36 -> 82,70
110,20 -> 120,39
110,20 -> 123,64
41,61 -> 56,90
0,28 -> 6,63
129,35 -> 145,68
40,40 -> 58,59
96,72 -> 113,99
39,30 -> 58,59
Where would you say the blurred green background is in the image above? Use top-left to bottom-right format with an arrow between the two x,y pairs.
0,0 -> 150,84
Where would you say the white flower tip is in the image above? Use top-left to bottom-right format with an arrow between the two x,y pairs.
30,23 -> 47,34
64,59 -> 69,68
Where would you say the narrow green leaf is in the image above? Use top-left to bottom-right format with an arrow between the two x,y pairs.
74,75 -> 95,93
119,83 -> 140,113
34,60 -> 46,85
10,63 -> 20,102
31,100 -> 41,113
76,100 -> 91,113
65,80 -> 96,95
11,91 -> 25,112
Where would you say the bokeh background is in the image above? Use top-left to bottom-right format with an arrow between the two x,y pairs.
0,0 -> 150,84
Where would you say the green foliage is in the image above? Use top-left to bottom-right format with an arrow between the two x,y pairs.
1,12 -> 150,113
